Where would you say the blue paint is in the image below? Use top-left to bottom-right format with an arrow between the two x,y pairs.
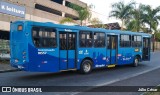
10,20 -> 151,73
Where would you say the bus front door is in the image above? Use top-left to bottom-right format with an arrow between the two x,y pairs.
142,37 -> 150,61
59,32 -> 76,70
107,35 -> 118,64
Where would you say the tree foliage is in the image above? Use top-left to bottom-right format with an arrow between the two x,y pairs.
126,4 -> 146,32
59,17 -> 76,24
68,3 -> 92,26
142,5 -> 160,33
155,32 -> 160,42
109,1 -> 135,30
89,18 -> 107,28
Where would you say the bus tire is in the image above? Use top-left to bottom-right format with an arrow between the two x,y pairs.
133,56 -> 139,67
80,59 -> 92,74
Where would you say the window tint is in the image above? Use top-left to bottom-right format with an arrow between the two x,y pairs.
94,32 -> 105,47
120,35 -> 131,47
107,37 -> 111,49
32,27 -> 56,48
132,35 -> 142,47
107,36 -> 117,49
79,31 -> 92,47
143,38 -> 149,48
60,33 -> 67,50
68,33 -> 76,50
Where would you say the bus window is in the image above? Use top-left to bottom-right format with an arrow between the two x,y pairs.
132,35 -> 142,47
68,33 -> 75,50
60,33 -> 67,50
112,37 -> 116,49
143,38 -> 149,48
107,35 -> 116,49
120,35 -> 131,47
79,31 -> 92,47
107,37 -> 111,49
32,27 -> 57,48
94,32 -> 105,47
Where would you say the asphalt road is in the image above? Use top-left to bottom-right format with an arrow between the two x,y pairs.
0,51 -> 160,95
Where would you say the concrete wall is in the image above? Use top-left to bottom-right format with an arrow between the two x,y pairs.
0,0 -> 86,31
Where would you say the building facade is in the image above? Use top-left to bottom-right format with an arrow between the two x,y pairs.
0,0 -> 87,39
0,0 -> 86,56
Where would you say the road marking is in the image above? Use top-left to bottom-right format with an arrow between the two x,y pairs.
71,65 -> 160,95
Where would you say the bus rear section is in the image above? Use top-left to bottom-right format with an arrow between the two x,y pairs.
10,21 -> 28,70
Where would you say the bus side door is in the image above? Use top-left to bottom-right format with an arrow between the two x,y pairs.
142,37 -> 150,61
107,35 -> 118,64
59,32 -> 77,70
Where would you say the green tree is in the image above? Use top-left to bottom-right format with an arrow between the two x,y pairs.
69,3 -> 92,26
60,3 -> 92,26
126,4 -> 146,32
155,32 -> 160,42
142,5 -> 160,32
142,5 -> 160,52
89,18 -> 107,28
109,1 -> 135,30
59,17 -> 76,24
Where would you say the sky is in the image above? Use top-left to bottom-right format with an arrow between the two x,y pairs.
80,0 -> 160,27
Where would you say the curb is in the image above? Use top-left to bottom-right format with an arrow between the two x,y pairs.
0,69 -> 21,73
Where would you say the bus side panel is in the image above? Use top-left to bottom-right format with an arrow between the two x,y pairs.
68,50 -> 76,69
77,48 -> 93,69
132,47 -> 143,61
77,48 -> 107,69
92,48 -> 107,68
27,25 -> 59,72
118,48 -> 134,65
28,44 -> 59,72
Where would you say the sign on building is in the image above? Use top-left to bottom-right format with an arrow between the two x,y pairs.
0,1 -> 25,18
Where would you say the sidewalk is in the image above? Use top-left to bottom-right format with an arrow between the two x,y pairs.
0,61 -> 19,73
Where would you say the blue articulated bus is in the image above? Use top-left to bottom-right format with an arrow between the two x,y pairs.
10,20 -> 151,74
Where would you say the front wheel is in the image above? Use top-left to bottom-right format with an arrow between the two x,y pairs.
133,56 -> 139,67
80,60 -> 92,74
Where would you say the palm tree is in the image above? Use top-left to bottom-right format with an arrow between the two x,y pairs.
59,17 -> 76,24
126,4 -> 146,32
142,5 -> 160,32
142,5 -> 160,52
70,3 -> 92,26
109,1 -> 135,30
60,3 -> 92,26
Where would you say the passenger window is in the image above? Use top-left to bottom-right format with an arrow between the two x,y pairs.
107,37 -> 111,49
32,27 -> 57,48
132,35 -> 142,47
79,31 -> 92,47
68,33 -> 76,50
120,35 -> 131,47
60,33 -> 67,50
94,32 -> 105,47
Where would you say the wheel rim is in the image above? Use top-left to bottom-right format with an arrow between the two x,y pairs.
84,62 -> 91,72
135,58 -> 138,65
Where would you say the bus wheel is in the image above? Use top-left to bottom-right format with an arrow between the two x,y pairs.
133,56 -> 139,67
80,60 -> 92,74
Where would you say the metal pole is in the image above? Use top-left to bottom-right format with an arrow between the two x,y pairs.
152,34 -> 155,52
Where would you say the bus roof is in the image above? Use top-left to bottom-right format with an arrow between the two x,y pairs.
12,20 -> 152,37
